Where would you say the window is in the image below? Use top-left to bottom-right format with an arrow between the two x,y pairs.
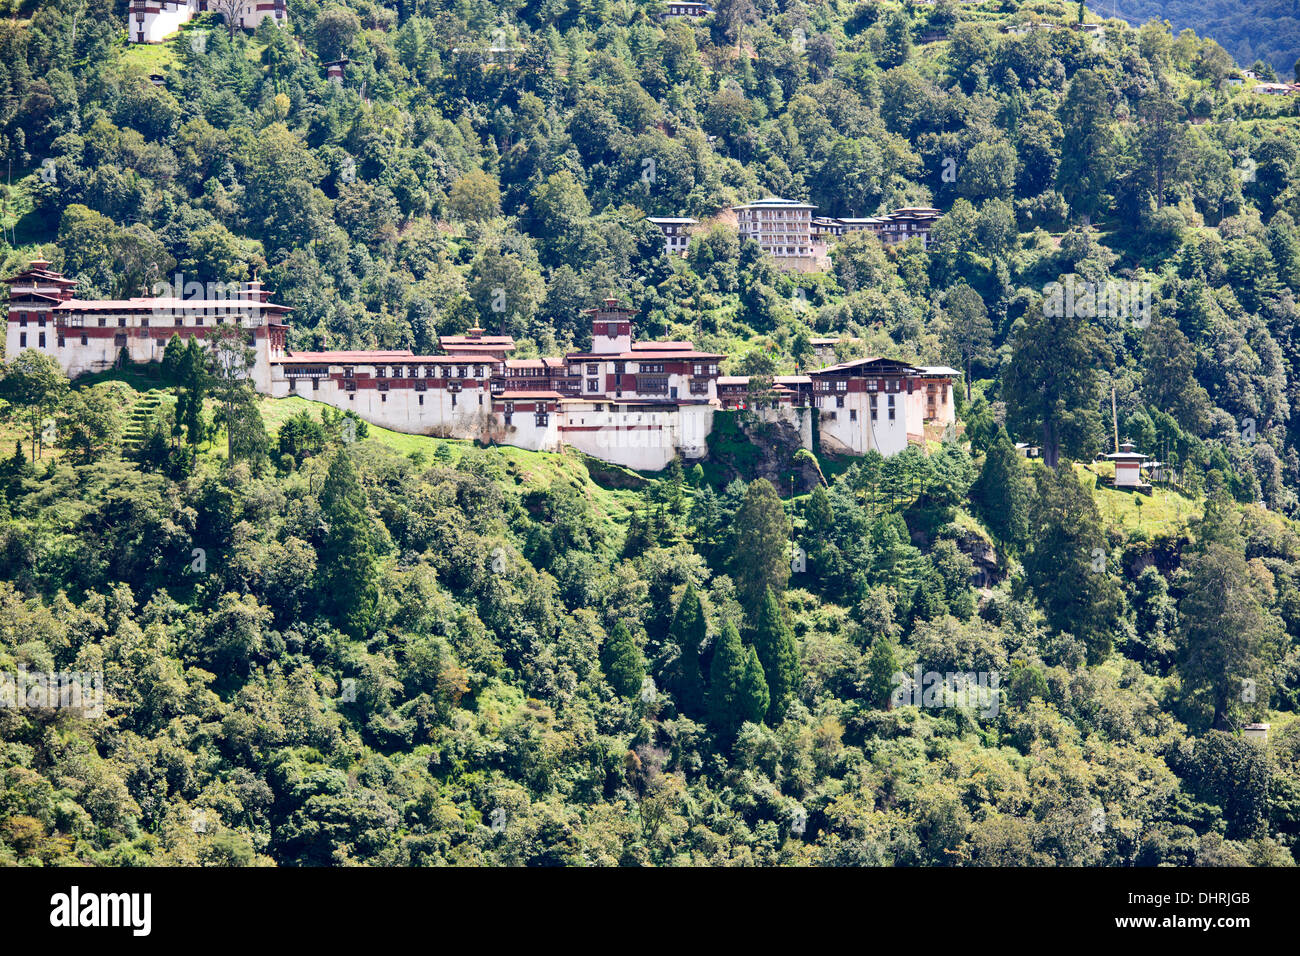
869,395 -> 878,420
887,395 -> 896,420
19,333 -> 26,347
344,367 -> 354,379
587,364 -> 597,375
835,380 -> 847,392
57,336 -> 65,348
118,318 -> 126,327
535,412 -> 549,426
850,409 -> 857,421
587,379 -> 599,392
80,334 -> 87,346
98,318 -> 106,328
377,381 -> 389,392
418,395 -> 424,406
836,395 -> 844,408
38,333 -> 45,347
415,380 -> 427,392
345,380 -> 357,392
114,333 -> 126,347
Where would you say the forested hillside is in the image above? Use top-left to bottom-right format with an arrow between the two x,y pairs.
1119,0 -> 1300,80
3,0 -> 1300,866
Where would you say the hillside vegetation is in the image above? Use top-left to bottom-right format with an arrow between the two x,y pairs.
1,0 -> 1300,865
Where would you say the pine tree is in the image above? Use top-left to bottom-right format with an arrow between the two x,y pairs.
739,646 -> 769,727
731,478 -> 791,620
317,450 -> 380,638
601,620 -> 645,697
971,426 -> 1030,550
804,483 -> 834,543
911,572 -> 948,622
866,637 -> 900,709
667,582 -> 707,716
752,586 -> 800,721
708,622 -> 753,740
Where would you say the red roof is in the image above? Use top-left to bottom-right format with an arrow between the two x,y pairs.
279,350 -> 415,364
565,349 -> 723,361
811,356 -> 919,375
631,341 -> 695,351
52,296 -> 291,312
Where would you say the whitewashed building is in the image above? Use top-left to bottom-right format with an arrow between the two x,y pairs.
127,0 -> 287,45
5,262 -> 956,471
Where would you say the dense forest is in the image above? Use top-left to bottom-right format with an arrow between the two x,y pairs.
2,0 -> 1300,866
1121,0 -> 1299,80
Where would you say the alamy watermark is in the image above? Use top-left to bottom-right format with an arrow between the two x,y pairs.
1,666 -> 104,717
891,665 -> 1000,718
1043,276 -> 1151,328
150,272 -> 244,321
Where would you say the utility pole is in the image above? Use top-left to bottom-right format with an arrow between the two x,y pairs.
1111,386 -> 1119,454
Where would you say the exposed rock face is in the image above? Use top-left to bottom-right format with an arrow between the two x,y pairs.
706,410 -> 822,492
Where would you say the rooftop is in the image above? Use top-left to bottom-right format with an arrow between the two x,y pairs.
733,196 -> 817,210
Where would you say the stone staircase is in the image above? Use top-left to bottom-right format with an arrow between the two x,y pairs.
123,389 -> 165,450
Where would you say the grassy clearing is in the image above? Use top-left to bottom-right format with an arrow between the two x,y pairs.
119,42 -> 178,74
1074,461 -> 1200,539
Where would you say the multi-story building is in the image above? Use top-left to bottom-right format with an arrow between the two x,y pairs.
2,259 -> 290,393
4,262 -> 955,472
646,217 -> 698,257
809,357 -> 955,456
127,0 -> 287,45
814,207 -> 943,250
732,197 -> 817,261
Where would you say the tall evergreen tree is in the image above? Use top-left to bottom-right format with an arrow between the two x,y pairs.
1023,465 -> 1127,664
1003,290 -> 1109,469
752,586 -> 800,721
601,620 -> 646,698
1178,538 -> 1285,729
971,426 -> 1030,550
739,646 -> 770,728
667,582 -> 707,716
317,449 -> 380,638
731,478 -> 791,619
708,622 -> 766,740
866,637 -> 900,709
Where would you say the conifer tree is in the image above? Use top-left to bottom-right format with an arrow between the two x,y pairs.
752,586 -> 800,721
708,622 -> 757,740
601,620 -> 645,698
739,646 -> 770,727
731,478 -> 791,619
866,637 -> 900,709
971,426 -> 1029,550
317,449 -> 380,638
667,582 -> 707,715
